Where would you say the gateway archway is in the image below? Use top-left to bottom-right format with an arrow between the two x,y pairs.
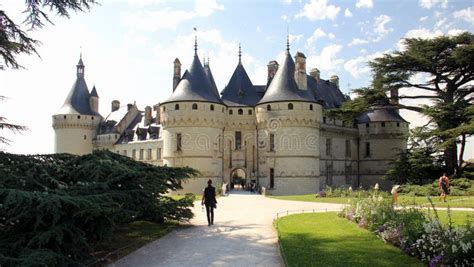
230,168 -> 246,190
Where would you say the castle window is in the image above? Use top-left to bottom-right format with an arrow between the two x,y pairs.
345,140 -> 351,158
222,107 -> 224,112
132,149 -> 137,160
139,149 -> 144,160
63,115 -> 66,119
192,103 -> 198,110
270,168 -> 275,189
84,135 -> 87,140
365,142 -> 371,157
382,122 -> 386,127
288,103 -> 293,110
210,104 -> 214,111
175,104 -> 179,110
323,117 -> 327,123
267,105 -> 271,111
326,138 -> 332,156
366,123 -> 369,128
269,134 -> 275,151
91,117 -> 94,120
310,104 -> 313,111
238,109 -> 243,115
248,109 -> 252,115
115,134 -> 118,139
235,131 -> 242,150
163,106 -> 166,111
396,122 -> 400,127
147,148 -> 152,160
157,148 -> 162,159
78,115 -> 81,119
229,109 -> 233,115
177,133 -> 182,151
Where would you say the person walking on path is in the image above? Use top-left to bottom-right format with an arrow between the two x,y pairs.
202,179 -> 217,226
439,173 -> 450,202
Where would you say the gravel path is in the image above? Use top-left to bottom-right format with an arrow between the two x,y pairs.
112,191 -> 343,267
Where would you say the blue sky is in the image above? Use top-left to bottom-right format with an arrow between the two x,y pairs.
1,0 -> 473,157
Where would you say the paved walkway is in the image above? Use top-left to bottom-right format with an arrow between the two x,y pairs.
112,191 -> 343,267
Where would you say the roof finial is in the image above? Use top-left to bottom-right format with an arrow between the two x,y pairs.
286,25 -> 290,52
238,43 -> 242,64
193,27 -> 198,56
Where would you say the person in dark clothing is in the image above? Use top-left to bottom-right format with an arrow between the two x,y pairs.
201,179 -> 217,226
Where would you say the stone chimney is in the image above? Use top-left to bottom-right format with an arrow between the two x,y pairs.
294,51 -> 307,90
145,106 -> 152,125
267,60 -> 279,84
310,68 -> 320,81
330,75 -> 340,89
111,100 -> 120,112
173,58 -> 181,92
153,104 -> 160,124
127,103 -> 133,111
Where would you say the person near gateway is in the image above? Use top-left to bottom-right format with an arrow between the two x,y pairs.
439,173 -> 450,202
202,179 -> 217,226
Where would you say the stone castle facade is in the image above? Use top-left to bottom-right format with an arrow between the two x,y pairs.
53,41 -> 409,195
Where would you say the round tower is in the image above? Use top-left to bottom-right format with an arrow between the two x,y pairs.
255,43 -> 322,195
161,38 -> 225,194
356,105 -> 409,188
52,55 -> 102,155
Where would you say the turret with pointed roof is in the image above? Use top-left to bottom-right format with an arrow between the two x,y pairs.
221,44 -> 260,106
163,38 -> 222,104
257,45 -> 316,105
56,55 -> 100,116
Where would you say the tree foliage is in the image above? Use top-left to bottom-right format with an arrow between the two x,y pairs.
0,150 -> 197,266
1,0 -> 97,69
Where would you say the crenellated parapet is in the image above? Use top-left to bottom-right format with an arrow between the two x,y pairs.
160,102 -> 226,128
52,114 -> 101,130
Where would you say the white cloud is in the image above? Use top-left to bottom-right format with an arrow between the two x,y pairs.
447,28 -> 466,36
282,0 -> 293,4
289,34 -> 304,44
434,18 -> 448,30
419,0 -> 448,9
306,28 -> 327,46
328,33 -> 335,39
281,14 -> 289,21
306,44 -> 344,73
397,28 -> 443,50
453,7 -> 474,25
372,14 -> 392,42
419,16 -> 429,22
195,0 -> 224,17
343,51 -> 383,78
121,0 -> 224,31
348,38 -> 368,46
295,0 -> 341,21
344,8 -> 353,17
356,0 -> 373,9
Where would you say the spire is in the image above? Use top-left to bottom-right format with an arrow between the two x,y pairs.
238,43 -> 242,64
76,53 -> 84,78
90,84 -> 99,97
194,35 -> 198,56
286,34 -> 290,53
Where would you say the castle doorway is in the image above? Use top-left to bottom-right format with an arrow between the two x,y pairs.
230,168 -> 246,190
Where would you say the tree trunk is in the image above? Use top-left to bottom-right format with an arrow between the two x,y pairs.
444,144 -> 458,176
458,133 -> 466,175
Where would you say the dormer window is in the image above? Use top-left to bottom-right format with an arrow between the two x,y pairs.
192,103 -> 198,110
238,109 -> 243,115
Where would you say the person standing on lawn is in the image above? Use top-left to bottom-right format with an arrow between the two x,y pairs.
202,179 -> 217,226
439,173 -> 450,202
391,185 -> 400,207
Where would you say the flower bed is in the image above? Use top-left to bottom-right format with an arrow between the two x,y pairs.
339,194 -> 473,266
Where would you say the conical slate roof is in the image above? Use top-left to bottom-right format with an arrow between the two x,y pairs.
221,63 -> 259,106
163,52 -> 223,104
357,106 -> 407,123
90,85 -> 99,97
258,51 -> 316,105
203,61 -> 220,99
56,57 -> 96,115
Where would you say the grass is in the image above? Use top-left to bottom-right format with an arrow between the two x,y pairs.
275,212 -> 422,267
269,194 -> 474,208
423,210 -> 474,227
88,221 -> 181,265
168,194 -> 202,201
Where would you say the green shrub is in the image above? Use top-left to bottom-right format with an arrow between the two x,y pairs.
0,151 -> 197,266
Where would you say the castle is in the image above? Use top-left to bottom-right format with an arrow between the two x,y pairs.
52,39 -> 409,195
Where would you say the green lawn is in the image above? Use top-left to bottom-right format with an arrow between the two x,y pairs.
168,194 -> 202,201
89,221 -> 180,265
275,213 -> 422,267
269,194 -> 474,208
423,210 -> 474,227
